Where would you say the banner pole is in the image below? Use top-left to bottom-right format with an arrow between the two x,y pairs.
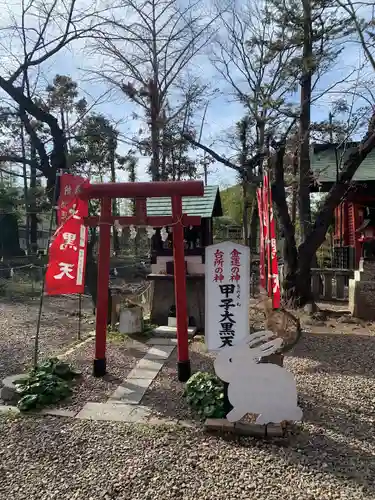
78,293 -> 82,340
34,170 -> 61,368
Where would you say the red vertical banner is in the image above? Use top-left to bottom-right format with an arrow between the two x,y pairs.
262,174 -> 270,292
263,173 -> 281,309
256,188 -> 266,289
46,174 -> 89,295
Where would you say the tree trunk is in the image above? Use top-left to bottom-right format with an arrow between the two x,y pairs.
298,0 -> 313,242
20,122 -> 30,254
249,200 -> 258,252
149,77 -> 161,180
29,144 -> 38,253
273,121 -> 375,306
0,214 -> 24,259
242,182 -> 249,245
272,145 -> 311,306
109,138 -> 120,255
291,151 -> 298,226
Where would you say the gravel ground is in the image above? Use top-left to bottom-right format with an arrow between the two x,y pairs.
0,414 -> 374,500
0,295 -> 94,380
142,330 -> 375,486
55,336 -> 149,412
141,340 -> 214,421
143,330 -> 375,424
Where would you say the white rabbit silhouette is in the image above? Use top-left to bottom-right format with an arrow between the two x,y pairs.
214,330 -> 303,424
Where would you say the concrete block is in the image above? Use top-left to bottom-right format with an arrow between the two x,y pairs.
109,378 -> 150,404
152,326 -> 196,338
76,402 -> 150,423
349,279 -> 375,320
143,345 -> 175,360
129,358 -> 164,375
123,358 -> 164,384
146,337 -> 177,346
128,405 -> 151,422
0,404 -> 20,415
0,374 -> 27,403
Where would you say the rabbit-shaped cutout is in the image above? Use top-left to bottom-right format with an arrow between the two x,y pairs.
214,330 -> 303,424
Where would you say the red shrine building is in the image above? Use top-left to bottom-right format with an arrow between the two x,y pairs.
311,143 -> 375,268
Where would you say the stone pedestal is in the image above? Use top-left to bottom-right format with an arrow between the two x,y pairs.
349,258 -> 375,320
119,306 -> 143,334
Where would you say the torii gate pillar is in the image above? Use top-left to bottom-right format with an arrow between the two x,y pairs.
79,181 -> 204,382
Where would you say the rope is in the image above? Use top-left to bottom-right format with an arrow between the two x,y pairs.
97,214 -> 188,227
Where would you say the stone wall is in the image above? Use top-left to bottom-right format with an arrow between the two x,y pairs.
349,258 -> 375,320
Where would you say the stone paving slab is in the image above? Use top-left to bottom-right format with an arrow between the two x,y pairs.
0,404 -> 20,415
75,402 -> 151,422
152,326 -> 197,339
146,337 -> 178,346
143,345 -> 175,360
109,378 -> 151,404
127,358 -> 164,379
108,339 -> 174,405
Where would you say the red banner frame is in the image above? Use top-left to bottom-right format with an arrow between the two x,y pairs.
262,173 -> 281,309
46,174 -> 89,295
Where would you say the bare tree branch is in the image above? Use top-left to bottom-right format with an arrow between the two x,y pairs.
89,0 -> 219,179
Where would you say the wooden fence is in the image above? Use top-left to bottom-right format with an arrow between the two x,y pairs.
311,268 -> 354,302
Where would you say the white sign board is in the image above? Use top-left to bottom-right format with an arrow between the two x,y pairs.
205,241 -> 250,351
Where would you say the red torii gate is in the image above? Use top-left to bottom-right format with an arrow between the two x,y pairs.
78,180 -> 204,382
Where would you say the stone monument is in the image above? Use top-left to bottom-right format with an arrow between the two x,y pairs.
349,253 -> 375,320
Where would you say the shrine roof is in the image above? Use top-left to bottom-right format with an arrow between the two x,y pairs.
311,142 -> 375,185
146,185 -> 222,218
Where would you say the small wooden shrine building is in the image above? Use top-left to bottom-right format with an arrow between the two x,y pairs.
310,143 -> 375,269
146,185 -> 223,328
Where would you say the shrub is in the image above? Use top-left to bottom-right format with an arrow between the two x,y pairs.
14,358 -> 81,412
184,371 -> 225,419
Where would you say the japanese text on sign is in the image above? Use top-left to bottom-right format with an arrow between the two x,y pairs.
57,173 -> 88,226
219,284 -> 236,347
205,242 -> 250,351
213,249 -> 224,282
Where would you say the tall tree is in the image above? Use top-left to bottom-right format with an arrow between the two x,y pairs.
268,0 -> 353,241
186,0 -> 375,305
0,0 -> 102,196
93,0 -> 217,180
212,0 -> 298,154
70,113 -> 136,254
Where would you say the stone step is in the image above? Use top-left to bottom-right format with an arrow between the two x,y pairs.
146,337 -> 178,346
151,325 -> 197,339
76,402 -> 151,422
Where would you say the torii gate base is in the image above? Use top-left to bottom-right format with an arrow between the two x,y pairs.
79,181 -> 204,382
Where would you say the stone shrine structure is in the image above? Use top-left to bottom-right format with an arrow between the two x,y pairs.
146,185 -> 223,329
349,257 -> 375,320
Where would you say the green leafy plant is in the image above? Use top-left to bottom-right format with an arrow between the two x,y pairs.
184,371 -> 225,419
14,358 -> 81,412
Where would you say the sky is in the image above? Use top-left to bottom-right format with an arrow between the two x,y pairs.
49,42 -> 365,188
0,0 -> 372,190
